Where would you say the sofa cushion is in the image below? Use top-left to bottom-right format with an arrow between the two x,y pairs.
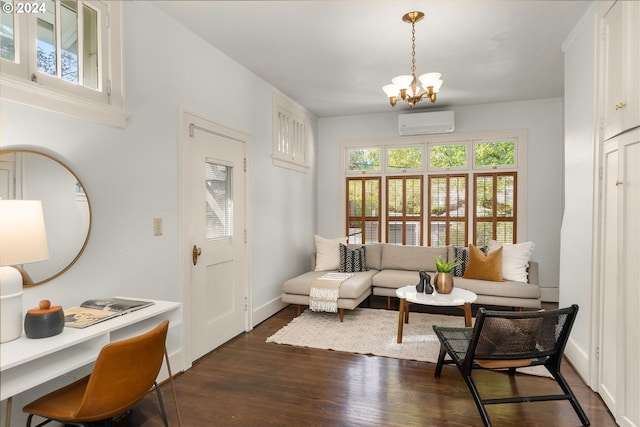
463,245 -> 503,282
363,244 -> 383,270
371,269 -> 423,289
488,240 -> 535,283
282,270 -> 377,299
380,244 -> 448,272
453,277 -> 541,299
339,244 -> 367,272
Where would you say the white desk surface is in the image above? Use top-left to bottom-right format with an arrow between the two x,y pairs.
0,298 -> 180,401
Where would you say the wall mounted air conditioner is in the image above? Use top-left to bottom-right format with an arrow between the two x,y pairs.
398,110 -> 455,136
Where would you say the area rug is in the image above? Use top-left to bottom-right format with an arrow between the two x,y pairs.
267,308 -> 552,378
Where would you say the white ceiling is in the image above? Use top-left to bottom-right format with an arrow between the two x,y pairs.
154,1 -> 592,118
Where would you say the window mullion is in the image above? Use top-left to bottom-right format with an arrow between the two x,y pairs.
77,0 -> 84,86
54,0 -> 61,78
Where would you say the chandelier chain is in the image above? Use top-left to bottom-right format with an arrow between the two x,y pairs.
411,21 -> 417,74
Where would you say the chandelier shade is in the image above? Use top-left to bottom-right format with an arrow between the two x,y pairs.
383,11 -> 442,108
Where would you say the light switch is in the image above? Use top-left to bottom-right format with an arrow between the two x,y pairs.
153,218 -> 163,236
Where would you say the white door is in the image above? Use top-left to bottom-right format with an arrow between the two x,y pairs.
187,115 -> 249,361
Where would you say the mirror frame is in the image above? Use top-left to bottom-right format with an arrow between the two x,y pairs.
0,149 -> 92,287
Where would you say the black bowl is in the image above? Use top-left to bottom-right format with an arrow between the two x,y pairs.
24,310 -> 64,339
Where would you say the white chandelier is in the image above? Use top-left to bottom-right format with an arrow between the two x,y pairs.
383,11 -> 443,108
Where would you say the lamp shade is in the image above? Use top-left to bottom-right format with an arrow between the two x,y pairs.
418,72 -> 441,89
382,84 -> 399,97
0,200 -> 49,266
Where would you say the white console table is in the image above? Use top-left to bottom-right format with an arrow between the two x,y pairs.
0,298 -> 181,426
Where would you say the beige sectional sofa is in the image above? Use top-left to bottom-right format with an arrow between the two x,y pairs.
281,243 -> 541,321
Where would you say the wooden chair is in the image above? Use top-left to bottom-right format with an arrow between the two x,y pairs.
432,304 -> 590,427
23,320 -> 170,427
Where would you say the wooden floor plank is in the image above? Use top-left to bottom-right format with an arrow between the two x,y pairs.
132,304 -> 616,426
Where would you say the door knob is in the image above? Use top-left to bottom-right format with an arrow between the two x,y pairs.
615,102 -> 626,111
192,245 -> 202,265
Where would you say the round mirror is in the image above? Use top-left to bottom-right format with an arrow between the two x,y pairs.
0,149 -> 91,286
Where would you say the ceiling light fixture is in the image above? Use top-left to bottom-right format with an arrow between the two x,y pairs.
383,11 -> 443,108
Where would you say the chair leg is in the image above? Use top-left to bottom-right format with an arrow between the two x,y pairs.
463,374 -> 492,427
154,381 -> 170,427
26,415 -> 55,427
434,345 -> 447,378
548,368 -> 591,426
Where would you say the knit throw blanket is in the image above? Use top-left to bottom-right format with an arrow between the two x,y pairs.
309,273 -> 353,313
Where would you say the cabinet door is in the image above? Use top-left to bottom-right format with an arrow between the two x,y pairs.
598,139 -> 618,412
617,131 -> 639,427
602,1 -> 640,140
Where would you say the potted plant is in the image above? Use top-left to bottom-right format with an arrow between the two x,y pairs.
433,256 -> 460,294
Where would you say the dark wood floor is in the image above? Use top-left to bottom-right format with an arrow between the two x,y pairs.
132,302 -> 616,426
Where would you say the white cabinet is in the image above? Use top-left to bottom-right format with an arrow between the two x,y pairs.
596,2 -> 640,426
598,130 -> 640,427
601,0 -> 640,140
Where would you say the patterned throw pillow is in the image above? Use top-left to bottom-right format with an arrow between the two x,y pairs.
339,244 -> 367,273
452,246 -> 469,277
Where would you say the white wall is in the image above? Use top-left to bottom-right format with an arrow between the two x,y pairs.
317,98 -> 564,291
559,7 -> 597,382
0,0 -> 315,403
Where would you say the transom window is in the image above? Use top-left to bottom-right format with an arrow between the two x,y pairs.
272,93 -> 310,173
344,130 -> 525,247
0,0 -> 125,127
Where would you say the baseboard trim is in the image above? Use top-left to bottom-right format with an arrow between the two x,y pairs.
541,287 -> 559,302
253,297 -> 287,327
564,336 -> 591,386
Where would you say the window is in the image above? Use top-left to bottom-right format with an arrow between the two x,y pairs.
272,93 -> 310,173
473,140 -> 516,168
387,146 -> 422,171
428,174 -> 468,246
344,130 -> 525,247
346,177 -> 381,244
386,176 -> 423,245
473,172 -> 517,246
0,0 -> 125,127
429,143 -> 467,169
206,162 -> 232,239
347,148 -> 380,173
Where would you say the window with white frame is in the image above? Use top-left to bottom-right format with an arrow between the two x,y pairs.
272,93 -> 310,173
0,0 -> 125,127
344,130 -> 526,247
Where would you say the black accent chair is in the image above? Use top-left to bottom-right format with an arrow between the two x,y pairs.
432,304 -> 590,427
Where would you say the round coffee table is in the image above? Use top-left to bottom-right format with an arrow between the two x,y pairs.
396,285 -> 477,343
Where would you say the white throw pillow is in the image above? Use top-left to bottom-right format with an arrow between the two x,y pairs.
488,240 -> 535,283
314,235 -> 346,271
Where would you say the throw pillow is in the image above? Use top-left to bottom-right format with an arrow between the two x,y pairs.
339,244 -> 367,273
488,240 -> 535,283
452,246 -> 470,277
314,235 -> 345,271
463,244 -> 503,282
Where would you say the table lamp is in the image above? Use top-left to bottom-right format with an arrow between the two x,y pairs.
0,200 -> 49,343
